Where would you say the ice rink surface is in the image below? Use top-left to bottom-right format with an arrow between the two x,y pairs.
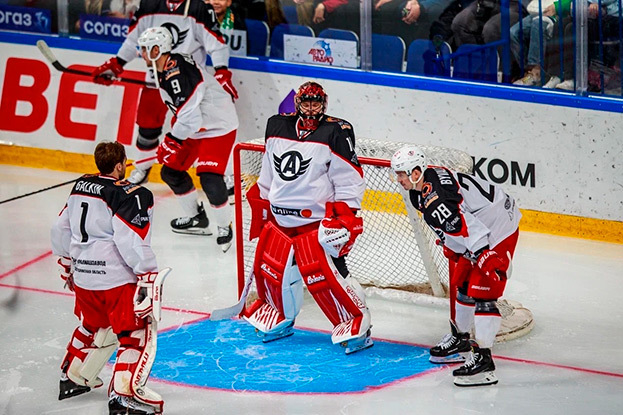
0,165 -> 622,415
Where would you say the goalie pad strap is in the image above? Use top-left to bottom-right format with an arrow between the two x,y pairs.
64,326 -> 117,388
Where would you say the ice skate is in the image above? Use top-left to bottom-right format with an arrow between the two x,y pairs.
429,320 -> 471,363
258,321 -> 295,343
108,393 -> 159,414
340,329 -> 373,354
127,166 -> 151,185
217,224 -> 233,252
170,203 -> 212,235
453,342 -> 498,387
58,377 -> 91,400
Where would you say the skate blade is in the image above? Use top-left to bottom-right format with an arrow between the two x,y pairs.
219,241 -> 233,253
454,371 -> 498,387
259,329 -> 294,343
171,228 -> 213,236
429,352 -> 467,364
343,337 -> 374,354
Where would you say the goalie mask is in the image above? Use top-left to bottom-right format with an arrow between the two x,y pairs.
391,145 -> 428,185
295,81 -> 328,131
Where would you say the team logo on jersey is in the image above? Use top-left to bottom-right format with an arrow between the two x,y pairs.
273,151 -> 311,181
160,22 -> 188,48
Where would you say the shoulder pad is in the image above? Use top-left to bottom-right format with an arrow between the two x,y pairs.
324,116 -> 352,130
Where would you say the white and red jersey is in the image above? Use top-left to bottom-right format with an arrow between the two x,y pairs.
116,0 -> 229,70
409,167 -> 521,255
51,175 -> 158,291
257,114 -> 366,228
157,53 -> 238,139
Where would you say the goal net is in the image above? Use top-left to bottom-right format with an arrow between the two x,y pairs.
232,138 -> 533,342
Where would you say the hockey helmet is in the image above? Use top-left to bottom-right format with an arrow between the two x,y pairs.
295,81 -> 328,118
138,26 -> 173,62
391,145 -> 428,184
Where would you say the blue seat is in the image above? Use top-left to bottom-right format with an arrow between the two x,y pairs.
245,19 -> 270,57
269,24 -> 315,59
405,39 -> 452,77
371,34 -> 405,72
452,44 -> 499,82
282,5 -> 299,24
318,28 -> 359,46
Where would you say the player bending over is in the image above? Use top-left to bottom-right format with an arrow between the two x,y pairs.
51,142 -> 169,414
137,27 -> 238,251
243,81 -> 372,354
92,0 -> 238,187
391,145 -> 521,386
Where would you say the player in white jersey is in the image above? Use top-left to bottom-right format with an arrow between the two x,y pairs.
91,0 -> 238,185
51,142 -> 167,414
391,145 -> 521,386
243,81 -> 373,354
138,27 -> 238,251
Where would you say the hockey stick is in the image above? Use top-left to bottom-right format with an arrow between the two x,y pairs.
209,269 -> 255,321
0,156 -> 157,205
36,40 -> 154,87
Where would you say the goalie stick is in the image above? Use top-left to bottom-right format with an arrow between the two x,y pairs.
209,269 -> 255,321
36,40 -> 155,87
0,156 -> 156,205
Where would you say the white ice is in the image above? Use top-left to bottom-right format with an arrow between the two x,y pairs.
0,165 -> 622,415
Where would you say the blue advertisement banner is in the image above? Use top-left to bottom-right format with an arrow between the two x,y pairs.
79,14 -> 129,43
0,4 -> 51,34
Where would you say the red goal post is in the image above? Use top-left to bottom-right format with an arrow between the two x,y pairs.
232,138 -> 533,342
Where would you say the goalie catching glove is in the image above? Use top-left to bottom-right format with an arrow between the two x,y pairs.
318,201 -> 363,258
57,256 -> 74,291
133,268 -> 172,321
92,57 -> 124,86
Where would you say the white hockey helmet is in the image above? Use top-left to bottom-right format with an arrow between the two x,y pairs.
391,145 -> 428,184
138,26 -> 173,62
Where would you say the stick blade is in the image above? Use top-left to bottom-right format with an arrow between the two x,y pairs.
209,302 -> 244,321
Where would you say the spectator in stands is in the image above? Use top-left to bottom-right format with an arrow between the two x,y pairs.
105,0 -> 140,18
235,0 -> 267,21
511,0 -> 571,87
428,0 -> 475,49
207,0 -> 247,29
312,0 -> 359,33
373,0 -> 453,46
451,0 -> 525,48
586,0 -> 621,91
293,0 -> 315,26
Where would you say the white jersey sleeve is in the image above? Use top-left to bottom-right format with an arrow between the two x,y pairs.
51,205 -> 72,258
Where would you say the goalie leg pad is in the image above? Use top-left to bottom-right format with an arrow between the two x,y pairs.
293,230 -> 371,345
111,322 -> 163,414
62,325 -> 116,388
244,222 -> 302,336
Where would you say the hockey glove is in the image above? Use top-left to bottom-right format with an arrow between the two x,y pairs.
476,249 -> 507,280
246,183 -> 274,240
57,256 -> 74,292
133,272 -> 159,320
92,57 -> 124,86
318,201 -> 363,257
214,67 -> 239,101
436,239 -> 461,263
157,133 -> 189,171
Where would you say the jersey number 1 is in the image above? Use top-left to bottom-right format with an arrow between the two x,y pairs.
79,202 -> 89,243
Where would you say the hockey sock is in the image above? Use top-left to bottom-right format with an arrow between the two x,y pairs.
211,201 -> 233,228
176,190 -> 200,218
474,301 -> 501,348
455,291 -> 475,334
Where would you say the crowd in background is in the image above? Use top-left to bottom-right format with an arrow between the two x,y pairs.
2,0 -> 621,93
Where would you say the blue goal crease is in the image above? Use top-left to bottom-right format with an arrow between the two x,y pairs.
143,318 -> 441,394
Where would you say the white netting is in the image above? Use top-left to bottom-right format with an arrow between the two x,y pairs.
234,138 -> 533,342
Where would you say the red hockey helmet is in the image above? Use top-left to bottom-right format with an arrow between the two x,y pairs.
294,81 -> 328,120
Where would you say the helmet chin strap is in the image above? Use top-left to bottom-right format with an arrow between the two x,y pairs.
408,169 -> 424,186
